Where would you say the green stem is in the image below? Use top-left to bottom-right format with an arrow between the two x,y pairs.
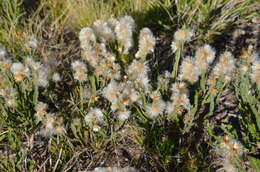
200,70 -> 206,92
32,72 -> 38,105
79,83 -> 84,111
171,41 -> 183,80
89,75 -> 96,93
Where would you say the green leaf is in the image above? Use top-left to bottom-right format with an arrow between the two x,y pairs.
89,75 -> 96,93
0,134 -> 7,142
8,132 -> 16,150
248,156 -> 260,171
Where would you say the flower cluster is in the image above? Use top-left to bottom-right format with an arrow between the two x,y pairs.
195,44 -> 216,72
179,56 -> 200,84
171,28 -> 193,53
35,102 -> 65,136
167,81 -> 190,116
135,28 -> 156,59
75,16 -> 159,126
0,40 -> 63,136
211,51 -> 235,83
0,88 -> 17,108
85,108 -> 104,132
215,136 -> 245,172
72,60 -> 88,82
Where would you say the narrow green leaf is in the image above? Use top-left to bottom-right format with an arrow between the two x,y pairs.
89,75 -> 96,93
0,134 -> 7,142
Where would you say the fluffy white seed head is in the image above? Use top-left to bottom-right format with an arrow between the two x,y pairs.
174,29 -> 193,42
31,61 -> 42,71
129,88 -> 141,103
71,60 -> 88,82
211,51 -> 235,81
106,53 -> 116,63
45,113 -> 55,130
52,72 -> 61,82
108,63 -> 121,80
166,101 -> 177,115
139,27 -> 153,39
133,74 -> 151,94
179,56 -> 200,84
115,21 -> 133,42
4,88 -> 17,108
35,67 -> 49,87
54,124 -> 66,135
171,92 -> 190,110
119,15 -> 135,31
146,99 -> 165,118
93,20 -> 114,42
111,101 -> 120,112
107,17 -> 119,32
221,159 -> 238,172
171,81 -> 189,95
80,40 -> 93,51
119,92 -> 131,107
115,17 -> 135,54
6,97 -> 16,107
11,62 -> 26,75
127,60 -> 149,80
85,108 -> 104,126
93,43 -> 107,56
135,34 -> 156,59
118,110 -> 131,121
11,62 -> 30,82
81,44 -> 98,66
219,51 -> 235,73
195,44 -> 216,71
102,80 -> 120,103
79,27 -> 96,43
35,102 -> 48,121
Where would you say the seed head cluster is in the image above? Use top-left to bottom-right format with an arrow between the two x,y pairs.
35,102 -> 65,136
72,60 -> 88,82
171,29 -> 193,53
174,29 -> 193,42
215,136 -> 245,172
115,16 -> 135,54
179,56 -> 200,84
135,27 -> 156,59
85,108 -> 104,131
209,51 -> 235,84
77,16 -> 160,122
10,62 -> 30,82
93,20 -> 114,42
0,45 -> 61,120
195,44 -> 216,72
0,14 -> 259,162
